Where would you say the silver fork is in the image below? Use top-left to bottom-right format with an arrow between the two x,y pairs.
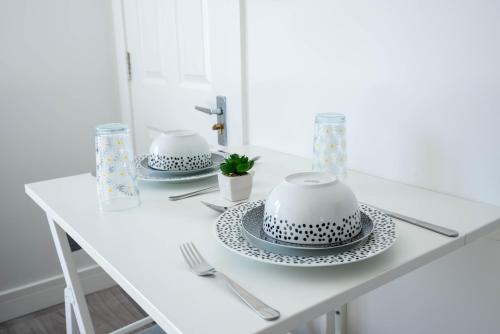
179,242 -> 280,321
200,200 -> 247,213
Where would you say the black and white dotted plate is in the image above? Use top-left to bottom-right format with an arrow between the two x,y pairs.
134,154 -> 221,183
141,152 -> 226,176
215,200 -> 397,267
241,204 -> 374,256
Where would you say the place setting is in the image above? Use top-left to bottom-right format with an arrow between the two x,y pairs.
213,172 -> 397,267
134,129 -> 227,183
176,168 -> 398,321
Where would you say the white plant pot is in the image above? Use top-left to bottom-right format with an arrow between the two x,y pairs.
218,172 -> 254,202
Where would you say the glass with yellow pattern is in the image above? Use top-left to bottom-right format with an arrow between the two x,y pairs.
312,113 -> 347,179
95,123 -> 140,211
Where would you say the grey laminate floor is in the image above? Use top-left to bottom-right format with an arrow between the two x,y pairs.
0,286 -> 151,334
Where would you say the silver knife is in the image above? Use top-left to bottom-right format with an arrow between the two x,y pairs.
168,185 -> 219,201
362,202 -> 459,237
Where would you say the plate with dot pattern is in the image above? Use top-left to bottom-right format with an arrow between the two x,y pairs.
241,204 -> 374,256
140,152 -> 226,176
215,200 -> 397,267
134,153 -> 224,183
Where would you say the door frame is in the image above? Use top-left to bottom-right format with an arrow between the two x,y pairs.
111,0 -> 135,138
110,0 -> 249,147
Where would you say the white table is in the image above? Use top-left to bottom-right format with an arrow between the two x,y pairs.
25,146 -> 500,334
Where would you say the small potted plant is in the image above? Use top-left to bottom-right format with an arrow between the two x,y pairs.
218,154 -> 255,201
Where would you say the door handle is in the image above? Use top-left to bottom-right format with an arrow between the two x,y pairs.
194,96 -> 227,146
195,106 -> 222,115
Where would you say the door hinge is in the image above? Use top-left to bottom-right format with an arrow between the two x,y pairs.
126,51 -> 132,81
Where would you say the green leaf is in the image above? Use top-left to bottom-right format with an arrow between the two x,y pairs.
220,162 -> 234,175
236,162 -> 250,174
220,153 -> 254,175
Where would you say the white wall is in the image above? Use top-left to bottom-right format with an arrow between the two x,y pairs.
0,0 -> 119,320
244,0 -> 500,333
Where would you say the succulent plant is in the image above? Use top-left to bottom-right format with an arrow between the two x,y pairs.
220,154 -> 254,176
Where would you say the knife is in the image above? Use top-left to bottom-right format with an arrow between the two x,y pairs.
362,202 -> 459,237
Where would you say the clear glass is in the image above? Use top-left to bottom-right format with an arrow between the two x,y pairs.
95,123 -> 140,211
312,113 -> 347,179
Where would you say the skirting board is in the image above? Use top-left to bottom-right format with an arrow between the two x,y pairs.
0,264 -> 115,322
487,228 -> 500,241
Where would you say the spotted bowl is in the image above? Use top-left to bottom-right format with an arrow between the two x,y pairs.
263,172 -> 361,245
148,130 -> 212,171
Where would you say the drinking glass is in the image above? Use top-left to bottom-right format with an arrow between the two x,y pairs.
95,123 -> 140,211
312,113 -> 347,179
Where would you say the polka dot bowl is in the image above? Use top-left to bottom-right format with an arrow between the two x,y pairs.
148,130 -> 212,171
264,172 -> 361,245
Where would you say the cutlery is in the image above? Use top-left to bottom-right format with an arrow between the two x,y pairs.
168,185 -> 219,201
94,171 -> 217,200
362,202 -> 459,237
217,149 -> 230,156
201,200 -> 247,213
179,242 -> 280,321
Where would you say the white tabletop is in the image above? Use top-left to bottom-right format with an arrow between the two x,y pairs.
25,146 -> 500,334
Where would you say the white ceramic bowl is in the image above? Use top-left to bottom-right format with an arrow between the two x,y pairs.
148,130 -> 212,171
263,172 -> 361,245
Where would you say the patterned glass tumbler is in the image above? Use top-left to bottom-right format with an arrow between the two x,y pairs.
312,113 -> 347,179
95,123 -> 140,211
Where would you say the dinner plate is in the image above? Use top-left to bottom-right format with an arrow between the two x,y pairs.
240,203 -> 374,256
214,200 -> 396,267
134,153 -> 224,183
140,152 -> 226,176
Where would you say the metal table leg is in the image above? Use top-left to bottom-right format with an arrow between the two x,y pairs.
324,310 -> 336,334
323,304 -> 348,334
336,304 -> 348,334
47,214 -> 95,334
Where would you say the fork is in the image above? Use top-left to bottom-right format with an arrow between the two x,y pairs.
200,200 -> 247,213
179,242 -> 280,321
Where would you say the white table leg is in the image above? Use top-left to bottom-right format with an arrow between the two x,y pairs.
65,288 -> 79,334
323,310 -> 336,334
322,304 -> 348,334
336,304 -> 347,334
48,214 -> 95,334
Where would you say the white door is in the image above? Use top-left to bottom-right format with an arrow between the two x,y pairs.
122,0 -> 244,152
